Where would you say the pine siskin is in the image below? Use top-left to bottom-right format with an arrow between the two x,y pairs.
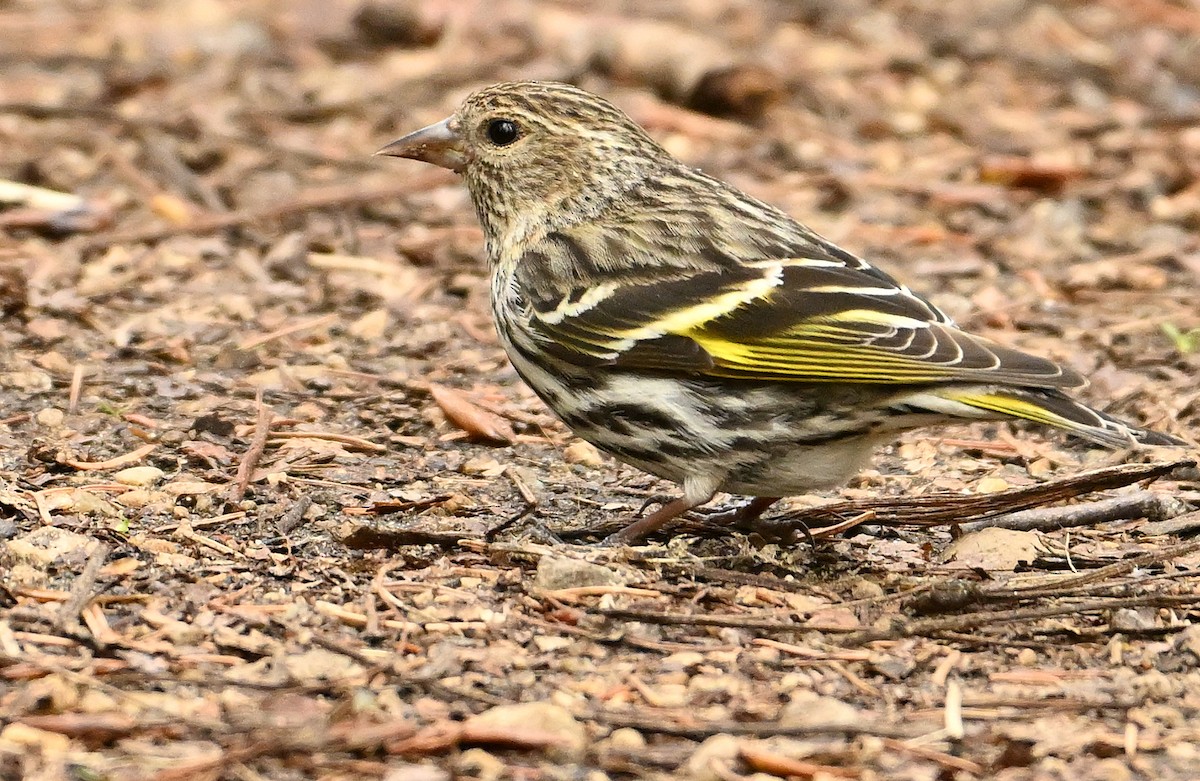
379,81 -> 1187,544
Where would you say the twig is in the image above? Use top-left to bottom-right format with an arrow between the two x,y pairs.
907,536 -> 1200,616
841,593 -> 1200,647
540,586 -> 663,602
231,391 -> 273,503
740,745 -> 860,778
999,537 -> 1200,598
878,737 -> 982,775
276,494 -> 313,536
55,543 -> 110,630
267,430 -> 386,453
238,313 -> 339,351
505,465 -> 539,507
61,443 -> 158,471
596,607 -> 857,634
68,364 -> 84,414
810,509 -> 875,539
585,710 -> 926,740
1099,0 -> 1200,34
175,521 -> 240,558
137,126 -> 227,212
770,461 -> 1192,528
1138,509 -> 1200,536
341,524 -> 476,549
962,492 -> 1193,533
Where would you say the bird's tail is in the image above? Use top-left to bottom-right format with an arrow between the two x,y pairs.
897,387 -> 1186,448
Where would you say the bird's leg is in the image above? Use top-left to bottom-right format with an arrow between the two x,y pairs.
605,495 -> 783,545
603,496 -> 706,546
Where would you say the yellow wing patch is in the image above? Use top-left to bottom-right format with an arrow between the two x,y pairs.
941,390 -> 1075,429
618,266 -> 782,340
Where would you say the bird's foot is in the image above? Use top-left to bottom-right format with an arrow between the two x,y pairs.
691,496 -> 782,528
633,492 -> 679,517
691,497 -> 818,544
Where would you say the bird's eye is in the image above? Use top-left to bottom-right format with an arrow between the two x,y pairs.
486,119 -> 520,146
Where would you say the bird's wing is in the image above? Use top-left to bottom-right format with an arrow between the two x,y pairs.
525,257 -> 1085,388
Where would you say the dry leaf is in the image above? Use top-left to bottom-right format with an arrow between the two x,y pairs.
428,383 -> 514,444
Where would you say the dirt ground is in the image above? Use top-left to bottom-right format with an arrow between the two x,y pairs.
2,1 -> 1200,779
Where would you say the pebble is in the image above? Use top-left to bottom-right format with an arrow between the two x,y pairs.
35,408 -> 64,427
535,554 -> 624,590
466,702 -> 587,759
976,476 -> 1010,493
606,727 -> 645,751
682,734 -> 740,781
4,526 -> 95,567
941,527 -> 1041,571
113,466 -> 165,486
454,749 -> 503,781
382,765 -> 450,781
563,440 -> 604,466
778,692 -> 861,728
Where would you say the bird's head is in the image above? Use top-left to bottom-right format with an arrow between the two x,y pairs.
378,81 -> 670,253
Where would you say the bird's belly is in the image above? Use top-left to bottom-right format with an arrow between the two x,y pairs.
499,328 -> 888,495
718,432 -> 887,496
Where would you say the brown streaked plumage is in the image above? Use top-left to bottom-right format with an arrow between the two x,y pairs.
380,81 -> 1186,544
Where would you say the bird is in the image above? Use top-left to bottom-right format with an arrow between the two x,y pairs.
378,80 -> 1186,544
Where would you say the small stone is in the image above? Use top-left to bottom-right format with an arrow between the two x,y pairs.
460,455 -> 503,475
779,692 -> 861,728
114,489 -> 163,509
466,702 -> 587,759
454,749 -> 503,781
0,723 -> 71,755
644,683 -> 689,708
1026,457 -> 1053,478
976,477 -> 1010,494
349,308 -> 389,340
687,64 -> 785,119
1089,757 -> 1132,781
661,651 -> 706,671
383,764 -> 450,781
607,727 -> 645,751
681,734 -> 741,781
689,674 -> 737,695
280,648 -> 365,684
1016,648 -> 1038,666
1,371 -> 52,391
563,440 -> 604,467
535,554 -> 624,591
848,578 -> 884,600
4,527 -> 96,568
353,0 -> 445,48
533,635 -> 574,652
35,408 -> 64,427
1111,607 -> 1158,632
113,466 -> 165,486
942,528 -> 1042,571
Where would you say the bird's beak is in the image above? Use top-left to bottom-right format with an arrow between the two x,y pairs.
375,117 -> 466,172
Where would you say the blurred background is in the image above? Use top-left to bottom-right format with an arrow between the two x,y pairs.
2,3 -> 1200,779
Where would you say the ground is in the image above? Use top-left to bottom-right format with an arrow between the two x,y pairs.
2,1 -> 1200,779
